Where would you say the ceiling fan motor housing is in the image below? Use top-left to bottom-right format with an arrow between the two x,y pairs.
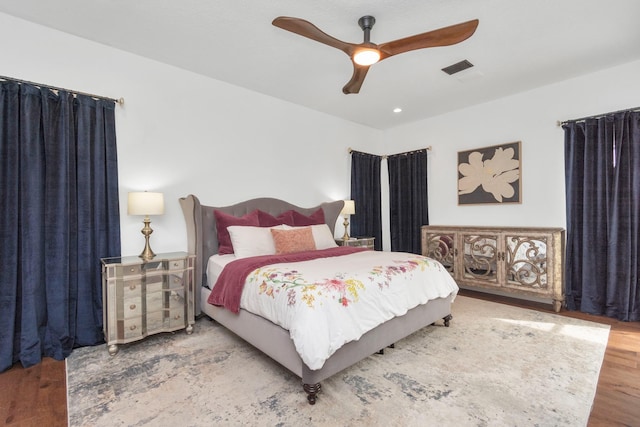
358,16 -> 376,43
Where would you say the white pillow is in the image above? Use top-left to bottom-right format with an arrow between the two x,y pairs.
227,225 -> 283,259
283,224 -> 338,250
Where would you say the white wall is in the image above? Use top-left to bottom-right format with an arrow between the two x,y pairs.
0,13 -> 383,256
3,12 -> 640,255
380,59 -> 640,250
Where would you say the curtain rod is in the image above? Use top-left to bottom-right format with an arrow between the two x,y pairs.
348,146 -> 432,160
0,75 -> 124,105
557,106 -> 640,127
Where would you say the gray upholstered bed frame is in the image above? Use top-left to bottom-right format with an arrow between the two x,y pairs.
179,194 -> 453,404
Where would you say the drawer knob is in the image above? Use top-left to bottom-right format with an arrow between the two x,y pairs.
129,325 -> 137,331
129,284 -> 136,290
130,267 -> 135,272
129,304 -> 136,310
174,314 -> 181,320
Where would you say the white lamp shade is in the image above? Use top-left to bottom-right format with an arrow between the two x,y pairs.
341,200 -> 356,216
128,192 -> 165,216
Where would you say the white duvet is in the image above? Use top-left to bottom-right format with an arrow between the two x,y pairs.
208,250 -> 458,370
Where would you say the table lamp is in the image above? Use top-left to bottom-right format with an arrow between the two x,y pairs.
341,200 -> 355,241
128,191 -> 164,260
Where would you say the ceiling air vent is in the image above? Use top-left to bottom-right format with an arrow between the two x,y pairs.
442,59 -> 474,75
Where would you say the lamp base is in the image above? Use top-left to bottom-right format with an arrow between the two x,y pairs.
342,216 -> 350,241
139,217 -> 156,261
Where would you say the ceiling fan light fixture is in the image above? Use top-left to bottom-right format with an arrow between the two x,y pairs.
353,48 -> 380,66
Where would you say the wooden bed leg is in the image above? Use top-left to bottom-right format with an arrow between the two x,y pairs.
443,314 -> 453,327
303,383 -> 321,405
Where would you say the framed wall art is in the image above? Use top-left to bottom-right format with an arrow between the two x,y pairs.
457,141 -> 521,205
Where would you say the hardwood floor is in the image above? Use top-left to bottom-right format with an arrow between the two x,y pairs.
1,293 -> 638,426
0,357 -> 67,427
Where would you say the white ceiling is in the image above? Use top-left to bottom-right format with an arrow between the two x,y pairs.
1,0 -> 639,129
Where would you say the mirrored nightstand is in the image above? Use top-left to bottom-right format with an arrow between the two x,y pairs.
335,237 -> 375,250
101,252 -> 195,355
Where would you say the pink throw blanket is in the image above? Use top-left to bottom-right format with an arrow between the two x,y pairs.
207,246 -> 366,313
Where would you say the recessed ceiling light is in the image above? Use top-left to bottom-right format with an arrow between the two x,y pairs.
393,107 -> 402,113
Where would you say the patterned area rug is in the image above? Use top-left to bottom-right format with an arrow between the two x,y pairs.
66,296 -> 609,426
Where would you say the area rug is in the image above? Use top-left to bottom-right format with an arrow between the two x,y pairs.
66,296 -> 609,426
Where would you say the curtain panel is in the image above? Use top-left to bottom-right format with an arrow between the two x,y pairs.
563,111 -> 640,321
0,81 -> 121,371
387,149 -> 429,254
350,151 -> 383,250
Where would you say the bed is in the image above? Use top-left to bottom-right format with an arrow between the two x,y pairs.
179,194 -> 458,404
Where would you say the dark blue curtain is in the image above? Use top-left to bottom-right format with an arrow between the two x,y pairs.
350,151 -> 382,250
563,111 -> 640,321
387,149 -> 429,254
0,81 -> 121,372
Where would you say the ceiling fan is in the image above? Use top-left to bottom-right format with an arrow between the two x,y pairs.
272,16 -> 479,94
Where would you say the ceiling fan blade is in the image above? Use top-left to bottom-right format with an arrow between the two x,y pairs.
378,19 -> 479,59
342,64 -> 370,94
272,16 -> 357,56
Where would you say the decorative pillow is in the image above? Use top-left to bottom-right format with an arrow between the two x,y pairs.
271,227 -> 316,254
291,208 -> 325,226
227,225 -> 281,259
214,209 -> 260,255
257,210 -> 295,227
284,224 -> 337,249
310,224 -> 339,249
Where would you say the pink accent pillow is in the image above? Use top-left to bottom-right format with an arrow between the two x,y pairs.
291,208 -> 325,226
270,227 -> 316,254
257,210 -> 295,227
214,209 -> 260,255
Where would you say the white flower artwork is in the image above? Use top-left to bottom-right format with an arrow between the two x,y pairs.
457,142 -> 521,204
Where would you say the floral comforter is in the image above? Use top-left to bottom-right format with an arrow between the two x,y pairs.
209,249 -> 459,370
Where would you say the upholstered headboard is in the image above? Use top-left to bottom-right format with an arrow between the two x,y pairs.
179,194 -> 344,315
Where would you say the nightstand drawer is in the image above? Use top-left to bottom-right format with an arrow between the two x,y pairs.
169,259 -> 185,270
118,264 -> 142,276
146,275 -> 168,294
168,308 -> 185,328
122,297 -> 142,318
168,272 -> 185,289
121,279 -> 142,299
120,318 -> 143,340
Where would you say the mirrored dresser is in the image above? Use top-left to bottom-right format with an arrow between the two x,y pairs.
101,252 -> 195,355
